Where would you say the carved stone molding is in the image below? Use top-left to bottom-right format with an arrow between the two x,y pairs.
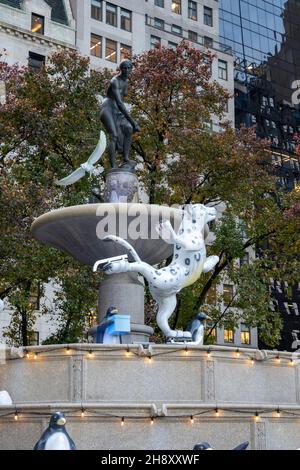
72,357 -> 83,402
255,421 -> 267,450
205,360 -> 215,401
0,21 -> 75,50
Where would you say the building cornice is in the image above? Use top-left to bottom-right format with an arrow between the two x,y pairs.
0,19 -> 76,50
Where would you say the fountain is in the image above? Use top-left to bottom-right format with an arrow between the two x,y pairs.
31,58 -> 218,345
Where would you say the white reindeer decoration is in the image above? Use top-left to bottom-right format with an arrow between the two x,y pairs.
94,204 -> 219,340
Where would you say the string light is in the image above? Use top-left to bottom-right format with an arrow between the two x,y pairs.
125,347 -> 130,357
207,348 -> 211,358
290,359 -> 295,366
250,357 -> 255,365
66,347 -> 71,355
88,350 -> 93,358
235,348 -> 240,358
185,346 -> 189,356
33,352 -> 38,360
25,350 -> 30,359
6,407 -> 300,424
276,355 -> 281,364
148,356 -> 152,363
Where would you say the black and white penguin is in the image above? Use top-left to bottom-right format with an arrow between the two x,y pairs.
232,441 -> 249,450
186,312 -> 210,345
193,441 -> 249,450
34,412 -> 76,450
193,442 -> 213,450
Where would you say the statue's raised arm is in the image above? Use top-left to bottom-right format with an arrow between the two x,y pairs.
100,59 -> 140,170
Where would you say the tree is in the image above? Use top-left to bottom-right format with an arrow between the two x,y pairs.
0,50 -> 105,345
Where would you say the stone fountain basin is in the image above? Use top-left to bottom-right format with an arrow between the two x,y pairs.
31,203 -> 183,266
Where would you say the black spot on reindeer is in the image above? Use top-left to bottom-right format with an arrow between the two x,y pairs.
185,258 -> 191,266
176,244 -> 181,250
195,254 -> 201,262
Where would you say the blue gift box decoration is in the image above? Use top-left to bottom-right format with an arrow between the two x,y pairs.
106,314 -> 131,335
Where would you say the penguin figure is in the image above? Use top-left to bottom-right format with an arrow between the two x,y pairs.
193,442 -> 213,450
96,307 -> 120,344
34,412 -> 76,450
193,441 -> 249,450
0,391 -> 12,405
186,312 -> 210,345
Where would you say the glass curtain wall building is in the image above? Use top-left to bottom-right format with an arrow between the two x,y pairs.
220,0 -> 300,351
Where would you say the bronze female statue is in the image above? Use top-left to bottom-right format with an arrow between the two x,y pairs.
100,59 -> 140,170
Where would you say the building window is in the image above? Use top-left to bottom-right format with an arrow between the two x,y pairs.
106,2 -> 117,27
105,38 -> 117,62
154,17 -> 165,30
28,331 -> 39,346
218,60 -> 228,80
28,52 -> 45,71
151,35 -> 161,49
240,252 -> 249,265
120,43 -> 132,61
90,33 -> 102,57
206,285 -> 216,305
223,284 -> 234,305
241,324 -> 251,345
172,0 -> 181,14
31,13 -> 44,35
91,0 -> 102,21
205,322 -> 217,341
188,30 -> 197,42
204,6 -> 213,26
188,0 -> 197,20
29,283 -> 41,310
171,24 -> 182,36
203,36 -> 213,48
121,8 -> 132,32
155,0 -> 164,7
224,326 -> 234,343
168,41 -> 177,50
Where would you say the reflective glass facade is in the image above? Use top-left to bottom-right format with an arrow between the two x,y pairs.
220,0 -> 300,352
220,0 -> 300,107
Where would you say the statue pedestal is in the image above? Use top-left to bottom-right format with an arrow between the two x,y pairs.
90,272 -> 153,343
104,169 -> 139,203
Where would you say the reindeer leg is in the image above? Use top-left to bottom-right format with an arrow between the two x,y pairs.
156,295 -> 191,339
203,255 -> 219,273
